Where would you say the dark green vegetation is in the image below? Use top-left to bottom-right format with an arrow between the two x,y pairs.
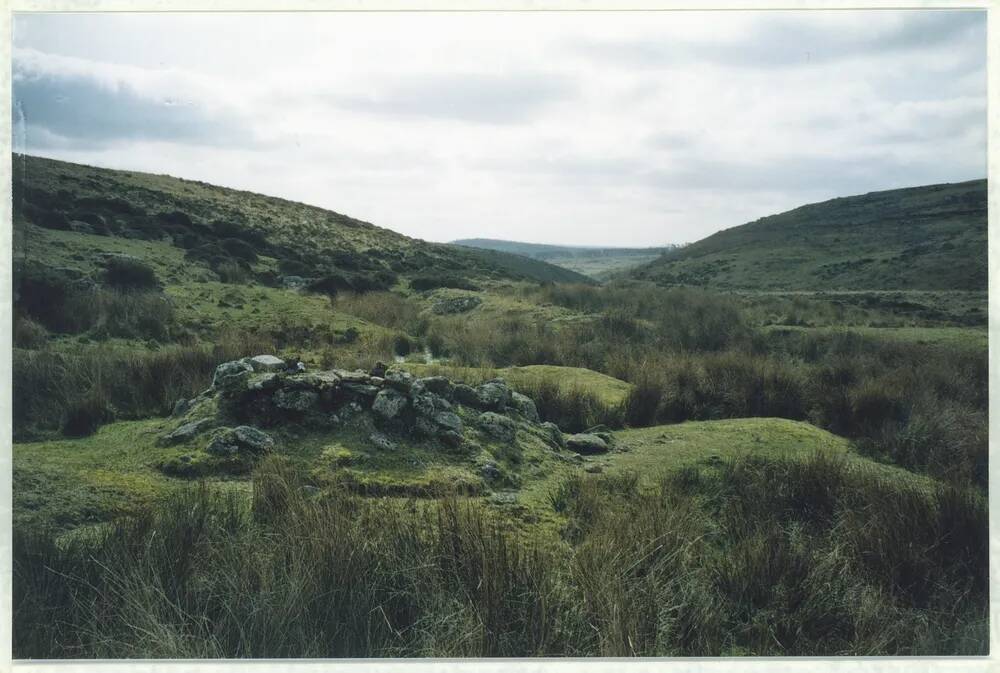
630,180 -> 987,290
453,238 -> 674,280
11,156 -> 988,658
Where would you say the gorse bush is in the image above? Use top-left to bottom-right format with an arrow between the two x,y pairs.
13,453 -> 987,657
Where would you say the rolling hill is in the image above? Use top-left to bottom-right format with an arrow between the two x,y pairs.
452,238 -> 675,280
12,154 -> 594,287
628,180 -> 987,291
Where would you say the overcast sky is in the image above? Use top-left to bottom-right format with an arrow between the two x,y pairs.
12,10 -> 987,246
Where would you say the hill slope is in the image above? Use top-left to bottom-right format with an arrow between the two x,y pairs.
452,238 -> 674,280
12,154 -> 593,287
629,180 -> 987,291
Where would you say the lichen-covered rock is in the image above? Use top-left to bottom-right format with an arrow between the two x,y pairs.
206,425 -> 275,456
370,432 -> 397,451
384,368 -> 415,392
417,376 -> 453,397
540,421 -> 565,448
566,433 -> 609,455
372,388 -> 409,421
285,371 -> 340,390
510,392 -> 540,422
477,411 -> 517,442
159,417 -> 214,446
333,369 -> 369,384
212,359 -> 253,393
273,388 -> 319,412
171,398 -> 193,417
475,379 -> 512,411
249,354 -> 285,372
249,373 -> 282,391
452,384 -> 479,407
434,411 -> 463,434
342,382 -> 380,398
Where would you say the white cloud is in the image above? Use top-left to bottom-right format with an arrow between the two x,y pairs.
12,10 -> 986,246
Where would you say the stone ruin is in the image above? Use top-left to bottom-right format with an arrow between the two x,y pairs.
159,354 -> 615,464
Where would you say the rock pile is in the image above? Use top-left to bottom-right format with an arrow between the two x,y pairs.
162,355 -> 611,462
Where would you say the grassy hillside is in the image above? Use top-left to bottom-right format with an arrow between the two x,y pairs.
13,154 -> 592,288
453,238 -> 673,280
629,180 -> 987,291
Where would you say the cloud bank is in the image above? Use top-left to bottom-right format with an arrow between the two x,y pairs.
12,10 -> 986,246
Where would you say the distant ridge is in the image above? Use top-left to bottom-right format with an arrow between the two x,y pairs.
452,238 -> 677,280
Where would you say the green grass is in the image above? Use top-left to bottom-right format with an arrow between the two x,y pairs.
630,180 -> 986,291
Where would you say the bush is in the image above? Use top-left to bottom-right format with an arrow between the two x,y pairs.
13,316 -> 48,349
61,390 -> 115,437
101,256 -> 160,290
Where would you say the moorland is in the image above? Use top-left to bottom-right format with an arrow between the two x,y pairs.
11,154 -> 989,658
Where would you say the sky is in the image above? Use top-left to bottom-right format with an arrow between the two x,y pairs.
11,10 -> 987,246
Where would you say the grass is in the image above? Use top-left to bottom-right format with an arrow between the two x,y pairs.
13,446 -> 986,658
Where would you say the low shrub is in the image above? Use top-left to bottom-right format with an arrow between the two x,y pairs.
101,256 -> 160,290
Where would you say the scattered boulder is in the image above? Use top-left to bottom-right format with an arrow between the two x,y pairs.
212,359 -> 253,393
249,354 -> 285,372
477,412 -> 517,442
432,296 -> 482,315
171,398 -> 193,418
159,417 -> 214,446
566,433 -> 609,455
372,388 -> 409,422
510,392 -> 539,422
206,425 -> 275,456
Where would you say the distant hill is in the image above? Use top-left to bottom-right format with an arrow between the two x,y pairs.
628,180 -> 987,291
12,155 -> 593,287
452,238 -> 675,280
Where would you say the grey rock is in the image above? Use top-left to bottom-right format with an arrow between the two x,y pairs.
273,388 -> 319,412
212,359 -> 253,393
285,371 -> 340,390
510,392 -> 540,422
440,430 -> 464,448
480,462 -> 502,481
159,417 -> 214,446
434,411 -> 463,434
207,426 -> 275,456
249,373 -> 281,391
334,369 -> 370,384
372,388 -> 409,421
475,379 -> 512,411
452,384 -> 479,406
432,296 -> 482,315
566,433 -> 609,455
369,376 -> 385,386
281,275 -> 309,289
384,368 -> 415,392
249,354 -> 285,372
540,422 -> 565,448
342,382 -> 380,398
477,412 -> 517,442
417,376 -> 453,397
171,398 -> 193,418
370,432 -> 397,451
